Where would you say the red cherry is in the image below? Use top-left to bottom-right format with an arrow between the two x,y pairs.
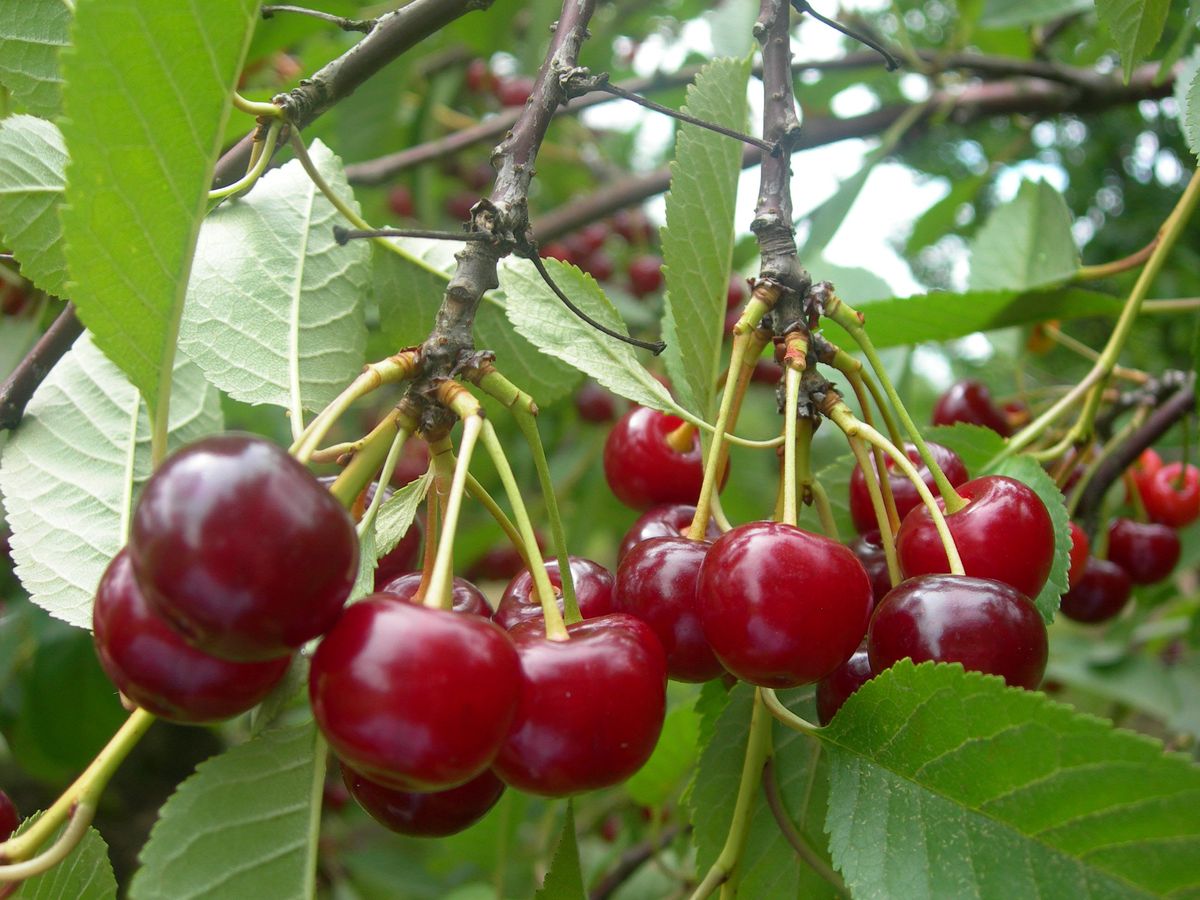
611,209 -> 653,244
0,791 -> 18,841
603,407 -> 704,510
726,276 -> 747,310
93,551 -> 290,723
848,441 -> 969,534
931,379 -> 1011,436
815,647 -> 873,725
464,58 -> 493,93
389,439 -> 430,488
309,597 -> 520,791
574,381 -> 618,423
387,185 -> 414,218
1067,521 -> 1089,590
1106,518 -> 1180,585
574,222 -> 610,255
130,435 -> 358,661
896,475 -> 1055,600
494,76 -> 535,107
580,250 -> 615,282
446,192 -> 476,222
1140,462 -> 1200,528
492,615 -> 666,796
373,518 -> 423,590
698,521 -> 872,687
749,359 -> 783,385
847,530 -> 891,609
627,255 -> 664,297
0,284 -> 30,317
618,503 -> 720,562
493,557 -> 614,631
723,308 -> 740,335
465,532 -> 545,583
1059,557 -> 1131,624
615,537 -> 724,682
1132,448 -> 1164,482
540,241 -> 576,265
341,762 -> 504,837
867,575 -> 1047,689
378,571 -> 491,617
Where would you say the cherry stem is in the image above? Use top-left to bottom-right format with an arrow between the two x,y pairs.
810,480 -> 840,540
464,472 -> 528,568
761,760 -> 848,896
842,433 -> 901,586
759,688 -> 820,734
1178,415 -> 1192,490
1075,235 -> 1157,282
208,119 -> 281,201
357,425 -> 411,538
832,344 -> 906,452
0,803 -> 96,882
424,411 -> 481,612
328,407 -> 415,509
1066,410 -> 1144,518
840,365 -> 900,532
781,365 -> 802,527
415,448 -> 449,600
1043,324 -> 1149,384
665,420 -> 697,454
231,92 -> 285,119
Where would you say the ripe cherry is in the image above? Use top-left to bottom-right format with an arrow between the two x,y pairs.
341,763 -> 504,837
618,503 -> 720,562
726,276 -> 747,310
130,435 -> 358,661
931,379 -> 1011,436
387,185 -> 414,218
698,521 -> 872,687
1139,462 -> 1200,528
93,551 -> 290,723
540,242 -> 576,265
815,647 -> 873,725
896,475 -> 1055,600
580,250 -> 615,282
847,530 -> 891,608
1067,521 -> 1089,590
604,407 -> 705,510
378,571 -> 491,617
493,557 -> 614,631
1059,557 -> 1131,624
628,255 -> 664,297
848,441 -> 969,534
749,359 -> 783,385
616,537 -> 724,682
464,58 -> 493,93
492,614 -> 666,796
572,222 -> 610,256
446,192 -> 476,222
310,596 -> 520,791
611,209 -> 653,244
574,381 -> 618,423
494,76 -> 534,107
0,791 -> 18,841
867,575 -> 1047,690
1106,518 -> 1180,585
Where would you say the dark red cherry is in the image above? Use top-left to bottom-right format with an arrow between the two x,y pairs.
1106,518 -> 1180,585
1140,462 -> 1200,528
698,521 -> 872,687
932,379 -> 1011,436
494,75 -> 535,107
611,209 -> 653,244
373,518 -> 423,590
465,531 -> 545,583
573,222 -> 610,256
896,475 -> 1055,600
464,58 -> 493,93
310,597 -> 520,791
341,762 -> 504,837
540,241 -> 576,265
726,276 -> 747,310
492,614 -> 666,796
580,250 -> 615,282
749,359 -> 783,385
848,441 -> 968,534
847,530 -> 891,608
604,407 -> 704,510
378,571 -> 491,617
0,791 -> 19,841
815,647 -> 873,725
446,192 -> 476,222
1067,521 -> 1089,590
93,551 -> 290,723
493,557 -> 614,631
615,537 -> 723,682
574,381 -> 618,423
1059,557 -> 1131,624
130,435 -> 358,661
628,255 -> 664,297
618,503 -> 720,562
867,575 -> 1047,690
387,185 -> 414,218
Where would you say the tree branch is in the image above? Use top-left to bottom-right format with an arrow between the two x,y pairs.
0,303 -> 84,431
588,824 -> 688,900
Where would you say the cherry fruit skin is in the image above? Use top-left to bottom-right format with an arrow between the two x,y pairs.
0,791 -> 18,841
628,255 -> 664,297
616,537 -> 724,682
867,575 -> 1047,690
896,475 -> 1055,600
574,381 -> 618,423
378,571 -> 491,617
309,596 -> 520,791
1067,521 -> 1090,590
93,550 -> 291,723
493,76 -> 534,107
931,379 -> 1011,435
848,441 -> 969,534
387,185 -> 414,218
847,530 -> 891,609
341,763 -> 504,837
494,557 -> 614,631
1059,557 -> 1131,624
1140,462 -> 1200,528
618,503 -> 720,562
492,614 -> 666,797
1106,518 -> 1180,585
604,407 -> 705,510
815,647 -> 873,725
698,521 -> 872,688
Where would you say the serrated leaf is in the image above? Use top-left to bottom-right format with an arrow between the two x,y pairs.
1096,0 -> 1170,82
660,57 -> 751,419
925,424 -> 1009,479
130,723 -> 325,900
375,470 -> 431,557
12,816 -> 116,900
625,702 -> 700,808
822,660 -> 1200,899
0,334 -> 222,630
0,0 -> 71,119
0,115 -> 68,297
534,803 -> 584,900
978,0 -> 1091,28
1182,59 -> 1200,160
967,180 -> 1079,292
59,0 -> 258,415
180,141 -> 369,417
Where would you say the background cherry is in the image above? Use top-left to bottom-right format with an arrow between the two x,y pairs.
387,185 -> 414,218
575,381 -> 618,423
847,530 -> 891,609
931,379 -> 1012,435
618,504 -> 720,562
628,255 -> 664,297
815,647 -> 873,725
1140,462 -> 1200,527
604,407 -> 706,510
1067,521 -> 1089,590
0,791 -> 18,842
493,76 -> 534,107
493,556 -> 614,630
848,441 -> 969,534
465,531 -> 545,582
1106,518 -> 1180,585
1059,557 -> 1132,624
378,571 -> 491,617
341,763 -> 504,837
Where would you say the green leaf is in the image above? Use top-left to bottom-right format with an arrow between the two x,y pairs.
59,0 -> 258,413
130,723 -> 325,900
535,803 -> 584,900
904,175 -> 987,255
660,56 -> 751,419
625,701 -> 701,808
925,424 -> 1009,479
822,660 -> 1200,899
180,141 -> 369,416
0,333 -> 222,630
979,0 -> 1091,28
814,453 -> 856,541
1193,313 -> 1200,418
967,180 -> 1079,292
1096,0 -> 1170,81
375,469 -> 432,557
1181,55 -> 1200,160
12,817 -> 116,900
0,0 -> 71,119
0,115 -> 68,297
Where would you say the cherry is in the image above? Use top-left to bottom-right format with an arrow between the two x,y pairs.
931,379 -> 1011,436
341,762 -> 504,837
0,791 -> 17,841
615,537 -> 724,682
373,518 -> 423,589
867,575 -> 1047,690
492,614 -> 666,796
1059,557 -> 1131,624
815,647 -> 873,725
464,58 -> 493,94
93,550 -> 290,723
847,530 -> 891,608
461,161 -> 493,191
387,185 -> 414,218
446,192 -> 476,222
618,503 -> 720,562
130,435 -> 358,661
698,521 -> 872,687
540,241 -> 576,265
493,556 -> 614,631
465,531 -> 545,582
603,407 -> 704,510
1106,518 -> 1180,585
573,222 -> 610,256
493,76 -> 534,107
580,250 -> 615,282
896,475 -> 1055,600
848,441 -> 969,534
378,571 -> 491,617
574,381 -> 618,423
0,283 -> 30,317
611,209 -> 653,244
628,255 -> 664,297
310,596 -> 520,791
389,439 -> 430,488
1139,462 -> 1200,528
1067,521 -> 1089,590
726,276 -> 747,310
749,359 -> 783,385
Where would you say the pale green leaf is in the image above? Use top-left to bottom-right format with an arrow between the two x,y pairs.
12,817 -> 115,900
1096,0 -> 1170,81
660,56 -> 751,419
968,180 -> 1079,292
0,115 -> 68,297
180,141 -> 369,415
823,660 -> 1200,899
375,469 -> 431,558
992,454 -> 1070,622
0,334 -> 222,629
130,724 -> 325,900
59,0 -> 259,411
0,0 -> 71,118
352,528 -> 377,601
534,804 -> 584,900
979,0 -> 1091,28
925,424 -> 1008,479
1182,55 -> 1200,159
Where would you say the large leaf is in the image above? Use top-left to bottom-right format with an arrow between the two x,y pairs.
180,141 -> 369,417
1096,0 -> 1170,82
659,56 -> 751,419
992,454 -> 1070,622
823,660 -> 1200,899
0,334 -> 222,629
12,816 -> 116,900
0,0 -> 71,119
1181,53 -> 1200,160
534,804 -> 584,900
59,0 -> 259,415
978,0 -> 1091,28
0,115 -> 68,297
967,180 -> 1079,292
924,424 -> 1008,479
625,701 -> 701,808
130,723 -> 325,900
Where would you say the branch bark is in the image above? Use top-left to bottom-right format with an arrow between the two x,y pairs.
0,303 -> 84,431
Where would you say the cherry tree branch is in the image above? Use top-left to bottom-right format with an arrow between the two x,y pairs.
0,303 -> 84,431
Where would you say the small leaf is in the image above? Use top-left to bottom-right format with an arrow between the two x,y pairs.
978,0 -> 1090,28
375,470 -> 432,558
0,115 -> 68,297
1096,0 -> 1170,82
1182,57 -> 1200,160
925,424 -> 1008,479
130,724 -> 325,900
967,180 -> 1079,292
12,816 -> 116,900
0,0 -> 71,119
535,803 -> 584,900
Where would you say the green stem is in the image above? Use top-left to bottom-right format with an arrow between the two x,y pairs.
0,803 -> 95,882
357,426 -> 410,536
329,408 -> 415,509
843,433 -> 900,585
760,688 -> 820,734
811,480 -> 840,540
781,365 -> 802,527
843,367 -> 899,532
424,414 -> 482,612
208,119 -> 281,200
761,760 -> 848,897
232,92 -> 284,118
465,473 -> 528,566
